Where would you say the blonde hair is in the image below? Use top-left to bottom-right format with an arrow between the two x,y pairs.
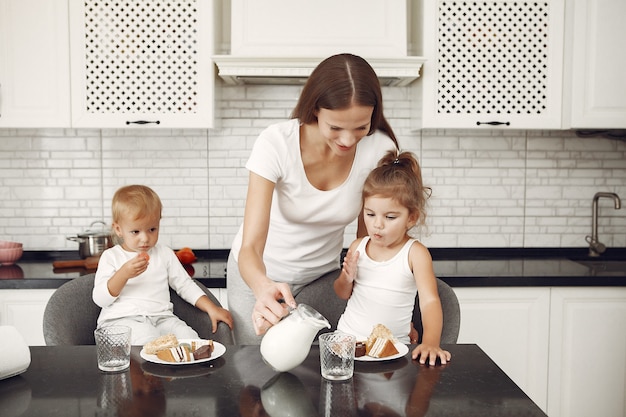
112,185 -> 162,223
363,150 -> 431,228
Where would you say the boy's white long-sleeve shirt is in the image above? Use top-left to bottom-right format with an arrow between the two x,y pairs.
93,243 -> 205,326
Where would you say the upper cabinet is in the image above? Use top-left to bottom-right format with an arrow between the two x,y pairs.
421,0 -> 565,129
567,0 -> 626,129
0,0 -> 71,128
231,0 -> 407,57
69,0 -> 215,128
213,0 -> 425,86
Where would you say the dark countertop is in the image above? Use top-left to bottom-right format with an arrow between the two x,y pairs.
1,248 -> 625,290
1,344 -> 547,417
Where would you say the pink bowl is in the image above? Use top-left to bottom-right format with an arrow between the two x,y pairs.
0,240 -> 22,249
0,247 -> 23,265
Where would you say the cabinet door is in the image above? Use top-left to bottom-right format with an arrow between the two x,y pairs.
69,0 -> 214,128
455,287 -> 550,412
231,0 -> 407,58
422,0 -> 565,129
0,289 -> 55,346
569,0 -> 626,128
548,287 -> 626,417
0,0 -> 70,127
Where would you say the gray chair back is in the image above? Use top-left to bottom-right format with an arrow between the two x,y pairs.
43,273 -> 233,345
412,278 -> 460,344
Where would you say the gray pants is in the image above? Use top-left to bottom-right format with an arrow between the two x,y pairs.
227,252 -> 347,345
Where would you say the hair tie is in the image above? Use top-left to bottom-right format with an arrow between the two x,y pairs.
393,158 -> 400,164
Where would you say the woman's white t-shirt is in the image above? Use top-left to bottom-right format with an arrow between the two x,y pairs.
230,118 -> 396,286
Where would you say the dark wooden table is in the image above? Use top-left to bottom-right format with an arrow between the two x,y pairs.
0,344 -> 546,416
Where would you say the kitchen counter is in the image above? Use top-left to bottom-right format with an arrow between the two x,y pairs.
0,248 -> 624,290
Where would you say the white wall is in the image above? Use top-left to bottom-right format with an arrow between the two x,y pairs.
1,83 -> 625,251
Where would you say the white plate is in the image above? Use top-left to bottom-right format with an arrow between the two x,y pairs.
354,342 -> 409,362
140,339 -> 226,365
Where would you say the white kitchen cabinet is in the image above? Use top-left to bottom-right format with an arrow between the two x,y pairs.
69,0 -> 215,128
568,0 -> 626,128
0,289 -> 55,346
0,0 -> 70,128
421,0 -> 565,129
547,287 -> 626,417
454,287 -> 550,412
230,0 -> 408,58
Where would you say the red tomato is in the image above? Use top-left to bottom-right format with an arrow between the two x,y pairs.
176,248 -> 196,264
138,252 -> 150,261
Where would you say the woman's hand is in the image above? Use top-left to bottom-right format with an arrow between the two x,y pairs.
251,280 -> 296,335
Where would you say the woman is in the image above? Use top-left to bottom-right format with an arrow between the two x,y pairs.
227,53 -> 400,344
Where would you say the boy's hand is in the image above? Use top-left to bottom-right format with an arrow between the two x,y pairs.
208,306 -> 234,333
119,253 -> 149,279
196,295 -> 234,333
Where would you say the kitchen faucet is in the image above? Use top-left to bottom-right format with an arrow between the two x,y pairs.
586,192 -> 621,257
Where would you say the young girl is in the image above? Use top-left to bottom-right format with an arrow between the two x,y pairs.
334,151 -> 451,365
93,184 -> 233,344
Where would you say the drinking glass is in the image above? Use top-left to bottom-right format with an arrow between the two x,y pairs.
318,332 -> 356,381
94,325 -> 131,372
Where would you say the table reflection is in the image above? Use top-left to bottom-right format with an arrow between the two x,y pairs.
0,265 -> 24,279
0,374 -> 31,417
96,359 -> 166,417
235,356 -> 442,417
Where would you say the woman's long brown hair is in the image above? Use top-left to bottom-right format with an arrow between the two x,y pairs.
291,53 -> 399,150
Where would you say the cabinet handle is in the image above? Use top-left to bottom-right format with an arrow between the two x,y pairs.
476,121 -> 511,126
126,120 -> 161,125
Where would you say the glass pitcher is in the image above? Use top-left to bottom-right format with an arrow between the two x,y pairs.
260,303 -> 330,372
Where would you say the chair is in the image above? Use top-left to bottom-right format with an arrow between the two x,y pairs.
43,273 -> 233,345
412,278 -> 460,344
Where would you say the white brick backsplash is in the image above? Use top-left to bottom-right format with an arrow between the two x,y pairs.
1,86 -> 625,251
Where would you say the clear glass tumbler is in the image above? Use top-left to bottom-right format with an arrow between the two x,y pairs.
94,325 -> 131,372
319,332 -> 356,381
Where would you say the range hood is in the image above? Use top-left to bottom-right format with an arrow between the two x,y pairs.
212,56 -> 426,87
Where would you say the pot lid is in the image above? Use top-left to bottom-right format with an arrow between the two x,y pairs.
78,221 -> 111,237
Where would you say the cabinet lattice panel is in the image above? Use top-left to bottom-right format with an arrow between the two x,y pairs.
83,0 -> 199,114
437,1 -> 550,115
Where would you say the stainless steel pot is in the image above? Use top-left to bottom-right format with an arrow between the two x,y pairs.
67,221 -> 113,258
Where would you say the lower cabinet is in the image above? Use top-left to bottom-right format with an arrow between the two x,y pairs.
547,287 -> 626,417
0,289 -> 55,346
455,286 -> 626,417
455,287 -> 551,412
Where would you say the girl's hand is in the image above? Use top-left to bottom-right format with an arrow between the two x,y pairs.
411,344 -> 451,366
341,249 -> 359,284
251,281 -> 296,335
408,323 -> 419,344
